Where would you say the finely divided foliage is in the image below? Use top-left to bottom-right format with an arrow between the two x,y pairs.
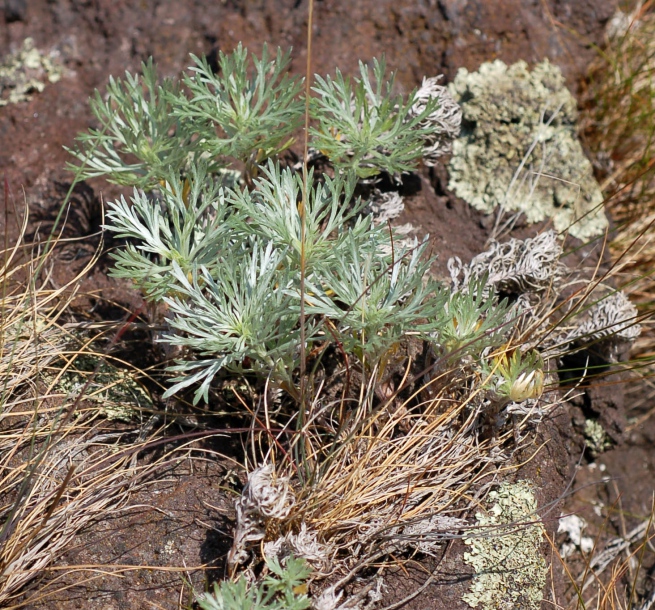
71,45 -> 478,404
69,45 -> 642,609
310,58 -> 443,177
174,44 -> 304,163
197,556 -> 311,610
67,58 -> 187,188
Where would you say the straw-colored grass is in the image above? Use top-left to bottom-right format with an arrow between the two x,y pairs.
581,1 -> 655,348
293,364 -> 549,558
0,203 -> 183,606
548,500 -> 655,610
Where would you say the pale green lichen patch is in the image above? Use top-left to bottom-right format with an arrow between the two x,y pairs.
0,37 -> 62,106
448,59 -> 608,241
54,354 -> 152,422
463,480 -> 547,610
584,418 -> 610,455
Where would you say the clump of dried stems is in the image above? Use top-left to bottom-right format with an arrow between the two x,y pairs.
582,1 -> 655,354
0,203 -> 187,606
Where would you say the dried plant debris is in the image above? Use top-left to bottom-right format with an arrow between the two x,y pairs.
410,75 -> 462,166
365,190 -> 405,226
448,229 -> 564,296
312,587 -> 346,610
0,433 -> 149,604
397,515 -> 467,556
463,481 -> 546,610
448,59 -> 607,240
1,313 -> 69,398
264,523 -> 332,573
567,290 -> 641,360
231,466 -> 334,572
229,464 -> 296,567
0,38 -> 62,106
448,231 -> 641,362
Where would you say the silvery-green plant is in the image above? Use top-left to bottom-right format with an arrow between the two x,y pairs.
430,278 -> 513,359
162,242 -> 301,403
70,44 -> 518,403
302,230 -> 438,361
311,58 -> 443,178
66,58 -> 188,188
103,161 -> 233,301
196,556 -> 311,610
172,43 -> 304,165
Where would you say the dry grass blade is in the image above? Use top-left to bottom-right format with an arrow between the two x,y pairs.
0,201 -> 168,605
288,361 -> 557,564
582,2 -> 655,352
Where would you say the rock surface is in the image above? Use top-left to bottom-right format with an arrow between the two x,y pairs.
0,1 -> 627,609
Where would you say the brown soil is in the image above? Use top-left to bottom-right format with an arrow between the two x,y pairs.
4,1 -> 652,609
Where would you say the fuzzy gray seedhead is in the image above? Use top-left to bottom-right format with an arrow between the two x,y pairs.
229,464 -> 295,567
409,75 -> 462,165
448,230 -> 564,296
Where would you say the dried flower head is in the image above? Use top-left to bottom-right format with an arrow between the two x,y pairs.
567,290 -> 641,361
365,190 -> 404,226
448,230 -> 564,296
410,75 -> 462,165
264,523 -> 333,573
573,291 -> 641,344
229,464 -> 295,567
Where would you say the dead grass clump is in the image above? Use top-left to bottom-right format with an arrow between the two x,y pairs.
293,370 -> 522,560
551,498 -> 655,610
1,428 -> 144,605
581,1 -> 655,351
0,203 -> 174,606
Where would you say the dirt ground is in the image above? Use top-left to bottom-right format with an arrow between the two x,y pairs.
4,1 -> 654,608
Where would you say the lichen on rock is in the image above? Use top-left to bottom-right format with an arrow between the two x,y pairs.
463,480 -> 546,610
448,59 -> 608,241
584,418 -> 611,455
53,354 -> 152,422
0,38 -> 62,106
